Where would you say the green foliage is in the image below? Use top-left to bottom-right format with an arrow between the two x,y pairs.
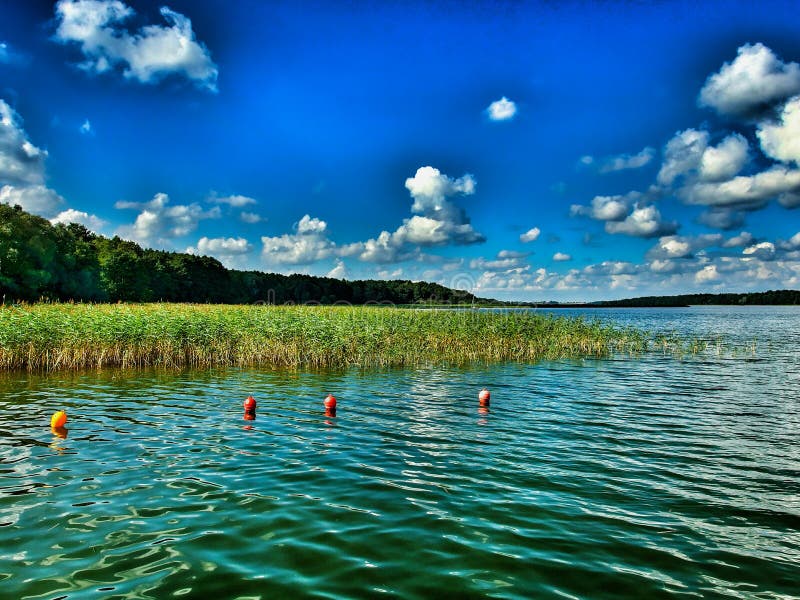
597,290 -> 800,306
0,303 -> 650,371
0,204 -> 482,305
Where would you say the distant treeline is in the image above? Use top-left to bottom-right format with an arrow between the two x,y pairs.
0,204 -> 483,305
596,290 -> 800,307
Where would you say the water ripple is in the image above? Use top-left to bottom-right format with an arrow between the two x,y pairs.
0,306 -> 798,598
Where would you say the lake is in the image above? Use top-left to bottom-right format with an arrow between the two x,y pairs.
1,306 -> 798,598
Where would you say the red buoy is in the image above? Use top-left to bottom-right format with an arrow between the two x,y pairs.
479,388 -> 491,406
244,395 -> 257,412
324,393 -> 337,410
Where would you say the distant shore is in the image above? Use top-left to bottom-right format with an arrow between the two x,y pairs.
0,303 -> 654,372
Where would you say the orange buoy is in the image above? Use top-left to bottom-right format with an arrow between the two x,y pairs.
243,412 -> 256,421
244,395 -> 257,412
478,388 -> 491,406
51,410 -> 67,428
324,393 -> 337,410
325,406 -> 337,418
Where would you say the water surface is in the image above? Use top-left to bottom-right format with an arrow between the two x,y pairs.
1,307 -> 798,598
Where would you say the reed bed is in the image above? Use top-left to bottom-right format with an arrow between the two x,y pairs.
0,303 -> 653,372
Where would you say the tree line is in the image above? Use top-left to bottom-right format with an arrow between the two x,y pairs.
596,290 -> 800,306
0,204 -> 483,305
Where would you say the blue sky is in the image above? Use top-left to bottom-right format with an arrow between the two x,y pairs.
2,0 -> 800,301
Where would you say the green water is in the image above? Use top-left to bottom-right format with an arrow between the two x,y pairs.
1,307 -> 798,598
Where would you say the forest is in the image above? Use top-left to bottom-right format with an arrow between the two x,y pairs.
596,290 -> 800,307
0,204 -> 483,305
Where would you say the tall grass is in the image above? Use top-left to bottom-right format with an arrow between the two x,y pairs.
0,303 -> 652,372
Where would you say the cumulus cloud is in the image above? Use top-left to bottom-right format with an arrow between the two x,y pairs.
327,260 -> 348,280
470,250 -> 528,271
571,189 -> 676,239
598,147 -> 655,173
50,208 -> 106,231
209,193 -> 257,207
657,129 -> 709,186
261,214 -> 336,265
658,129 -> 748,187
486,97 -> 517,121
699,43 -> 800,118
520,227 -> 540,243
695,264 -> 720,283
722,231 -> 754,248
553,252 -> 572,262
116,192 -> 220,245
604,204 -> 678,238
345,167 -> 485,264
187,236 -> 252,257
682,165 -> 800,210
757,95 -> 800,165
53,0 -> 218,91
696,207 -> 745,231
0,184 -> 65,216
699,133 -> 749,182
0,100 -> 48,187
571,193 -> 635,221
240,211 -> 263,224
79,119 -> 92,135
742,241 -> 777,261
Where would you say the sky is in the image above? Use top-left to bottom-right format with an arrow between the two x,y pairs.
2,0 -> 800,301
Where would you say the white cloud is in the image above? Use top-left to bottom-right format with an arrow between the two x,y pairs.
50,208 -> 106,231
296,214 -> 327,234
209,194 -> 257,207
697,208 -> 745,231
470,250 -> 528,271
240,211 -> 263,224
682,165 -> 800,210
487,97 -> 517,121
553,252 -> 571,262
742,241 -> 776,260
0,42 -> 9,64
658,128 -> 709,186
722,232 -> 754,248
79,119 -> 92,135
699,43 -> 800,118
346,166 -> 485,264
659,130 -> 749,191
53,0 -> 218,91
187,236 -> 252,257
757,95 -> 800,165
327,260 -> 348,279
598,147 -> 655,173
576,194 -> 633,221
116,192 -> 221,245
0,100 -> 48,187
695,265 -> 720,283
647,233 -> 730,260
699,133 -> 749,181
604,204 -> 678,238
520,227 -> 540,243
261,214 -> 336,265
405,166 -> 475,214
0,184 -> 65,217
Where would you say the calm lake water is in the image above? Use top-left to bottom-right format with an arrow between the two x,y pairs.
1,307 -> 798,599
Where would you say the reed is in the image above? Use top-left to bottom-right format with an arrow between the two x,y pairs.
0,303 -> 652,372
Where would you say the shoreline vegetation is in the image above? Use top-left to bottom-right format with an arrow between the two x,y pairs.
0,303 -> 663,372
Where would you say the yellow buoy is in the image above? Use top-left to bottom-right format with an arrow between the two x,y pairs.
50,410 -> 67,428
